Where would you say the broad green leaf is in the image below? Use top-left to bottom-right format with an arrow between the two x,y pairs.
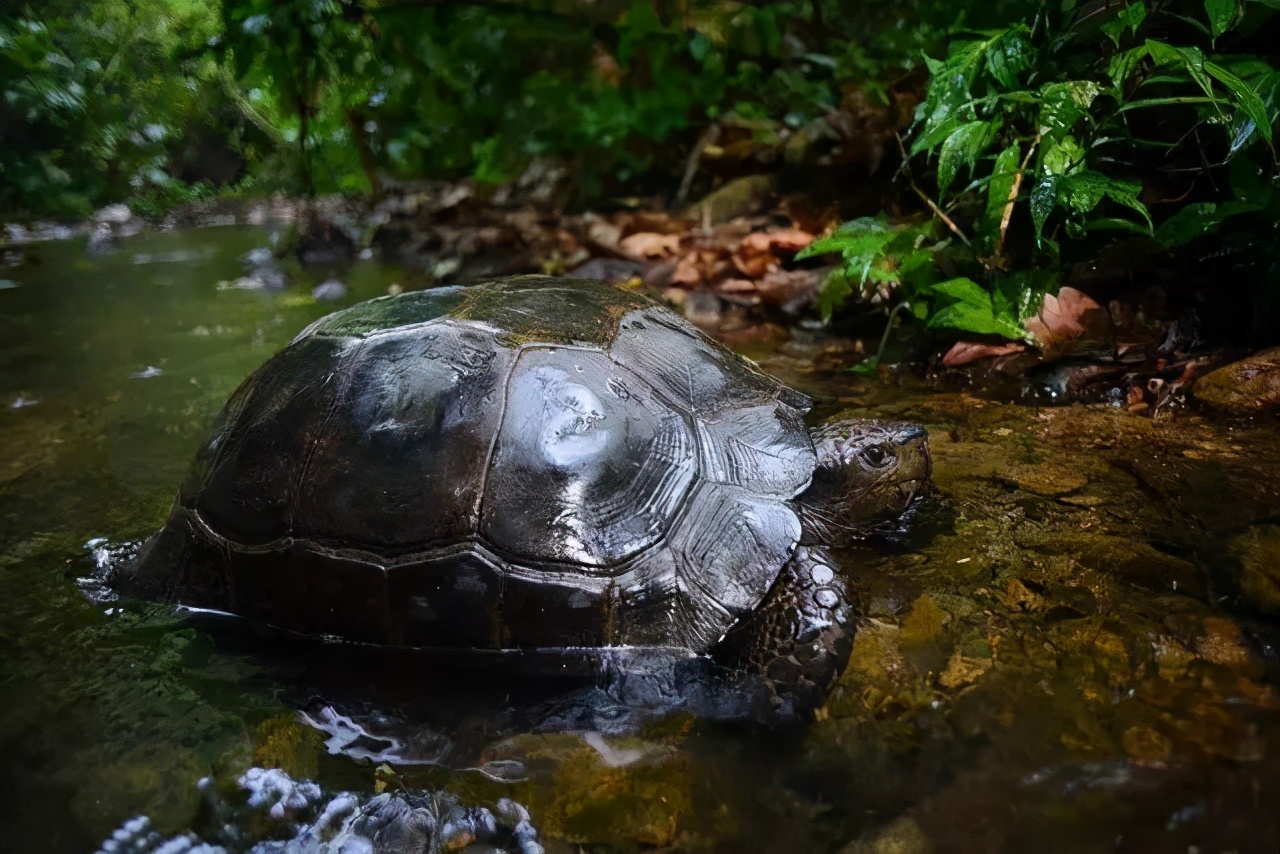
1145,40 -> 1213,97
937,119 -> 999,197
1108,45 -> 1149,91
1155,198 -> 1264,246
1205,61 -> 1273,143
914,39 -> 988,149
984,24 -> 1035,89
930,276 -> 992,307
1037,81 -> 1100,138
1101,2 -> 1147,46
1204,0 -> 1238,39
985,142 -> 1021,234
1041,135 -> 1085,176
927,277 -> 1026,339
1030,176 -> 1059,241
1057,169 -> 1152,232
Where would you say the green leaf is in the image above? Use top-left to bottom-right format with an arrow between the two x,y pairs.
849,354 -> 880,374
1041,135 -> 1086,177
1155,198 -> 1264,247
1204,0 -> 1238,39
937,119 -> 999,197
984,24 -> 1035,89
985,142 -> 1021,234
927,277 -> 1026,339
1030,176 -> 1059,242
1108,45 -> 1149,91
1145,40 -> 1214,98
1101,2 -> 1147,46
1037,81 -> 1100,139
1057,170 -> 1152,232
1205,61 -> 1273,143
816,270 -> 855,321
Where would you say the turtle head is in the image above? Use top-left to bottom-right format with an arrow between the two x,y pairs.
799,417 -> 931,546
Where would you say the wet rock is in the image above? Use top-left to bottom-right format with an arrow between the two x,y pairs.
312,279 -> 348,301
87,225 -> 117,255
683,174 -> 776,225
840,815 -> 933,854
240,247 -> 274,268
1121,725 -> 1174,762
679,290 -> 722,328
1225,524 -> 1280,615
94,204 -> 134,225
1017,532 -> 1205,600
296,214 -> 357,264
1192,348 -> 1280,414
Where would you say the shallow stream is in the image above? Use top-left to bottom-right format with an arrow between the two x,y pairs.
1,227 -> 1277,853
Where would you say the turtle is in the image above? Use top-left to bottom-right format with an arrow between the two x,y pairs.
120,276 -> 930,714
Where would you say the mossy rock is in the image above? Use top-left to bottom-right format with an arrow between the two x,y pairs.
1192,348 -> 1280,415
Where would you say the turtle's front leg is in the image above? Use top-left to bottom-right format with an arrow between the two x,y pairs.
712,545 -> 855,715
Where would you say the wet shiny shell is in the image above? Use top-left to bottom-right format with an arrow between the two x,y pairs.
140,277 -> 816,653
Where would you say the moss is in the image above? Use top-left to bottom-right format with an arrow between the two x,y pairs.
252,715 -> 324,781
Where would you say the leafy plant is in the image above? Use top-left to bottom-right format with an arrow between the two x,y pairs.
806,0 -> 1279,347
0,1 -> 225,217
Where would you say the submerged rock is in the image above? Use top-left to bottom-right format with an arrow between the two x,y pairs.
1226,524 -> 1280,616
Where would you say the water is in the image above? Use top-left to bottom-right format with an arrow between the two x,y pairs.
1,227 -> 1277,853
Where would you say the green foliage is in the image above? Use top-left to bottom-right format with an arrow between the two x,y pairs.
0,1 -> 225,217
809,0 -> 1279,345
799,215 -> 1042,345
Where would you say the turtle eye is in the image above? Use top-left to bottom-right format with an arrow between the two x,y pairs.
859,445 -> 893,468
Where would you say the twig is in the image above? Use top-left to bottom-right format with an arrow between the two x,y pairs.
896,134 -> 971,247
995,138 -> 1038,262
912,186 -> 972,246
675,124 -> 720,210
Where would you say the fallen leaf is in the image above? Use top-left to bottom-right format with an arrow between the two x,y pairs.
671,248 -> 731,287
618,231 -> 682,259
731,250 -> 780,278
715,278 -> 760,307
671,251 -> 704,286
738,228 -> 814,254
586,218 -> 624,255
1024,286 -> 1107,352
942,340 -> 1027,367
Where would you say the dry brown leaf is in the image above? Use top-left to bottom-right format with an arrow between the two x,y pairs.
715,278 -> 761,306
1024,287 -> 1106,351
671,251 -> 704,286
731,251 -> 780,278
586,218 -> 624,255
618,231 -> 682,259
942,340 -> 1027,367
738,228 -> 814,255
669,248 -> 733,287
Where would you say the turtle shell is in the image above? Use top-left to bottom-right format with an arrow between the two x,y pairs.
136,276 -> 816,654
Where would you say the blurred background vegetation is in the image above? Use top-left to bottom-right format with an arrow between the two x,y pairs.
2,0 -> 1277,343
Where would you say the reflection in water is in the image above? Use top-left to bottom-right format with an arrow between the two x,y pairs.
0,227 -> 1277,853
